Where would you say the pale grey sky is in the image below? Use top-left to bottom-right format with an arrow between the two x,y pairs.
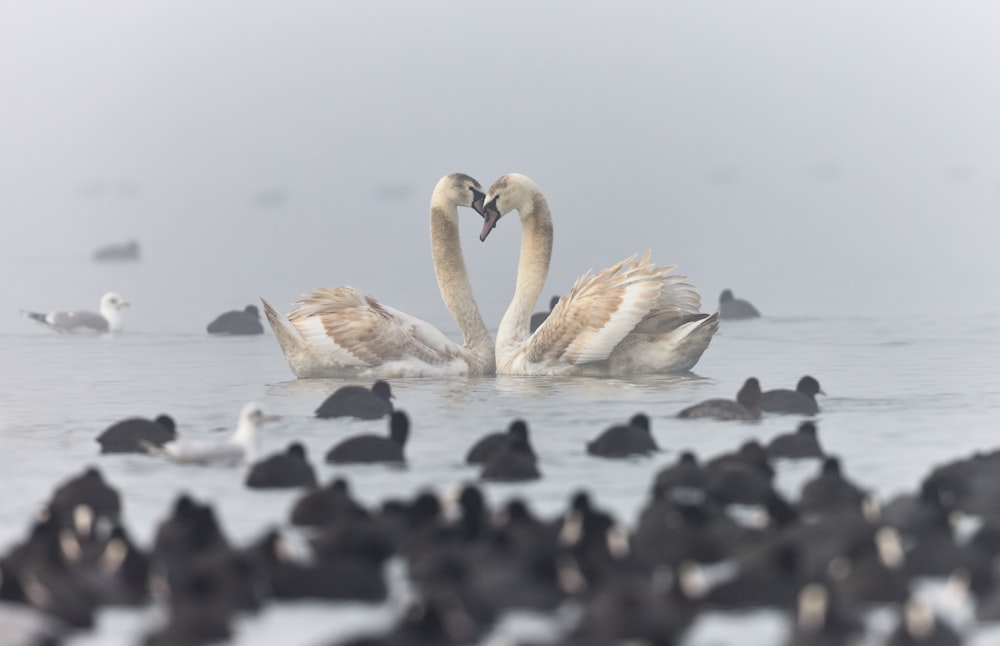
2,2 -> 998,333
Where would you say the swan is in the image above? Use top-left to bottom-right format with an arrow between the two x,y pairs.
478,173 -> 719,376
261,173 -> 494,378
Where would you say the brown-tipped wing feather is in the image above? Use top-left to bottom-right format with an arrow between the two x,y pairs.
274,287 -> 462,374
528,252 -> 697,366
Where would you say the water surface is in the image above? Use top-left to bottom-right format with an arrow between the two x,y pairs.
3,311 -> 1000,644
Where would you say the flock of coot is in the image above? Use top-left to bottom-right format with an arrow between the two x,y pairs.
6,373 -> 999,646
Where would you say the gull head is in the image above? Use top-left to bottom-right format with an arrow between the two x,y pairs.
100,292 -> 130,312
238,402 -> 281,430
232,402 -> 281,463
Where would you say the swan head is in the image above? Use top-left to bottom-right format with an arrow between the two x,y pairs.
435,173 -> 486,217
480,173 -> 539,241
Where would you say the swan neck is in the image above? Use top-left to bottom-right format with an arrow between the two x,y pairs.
430,198 -> 494,373
497,192 -> 552,358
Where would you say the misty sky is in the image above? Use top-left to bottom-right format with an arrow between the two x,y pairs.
2,2 -> 999,335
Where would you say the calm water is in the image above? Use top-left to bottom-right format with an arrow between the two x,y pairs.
3,310 -> 1000,644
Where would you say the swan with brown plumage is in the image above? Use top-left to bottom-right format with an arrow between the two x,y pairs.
262,173 -> 495,378
479,173 -> 718,376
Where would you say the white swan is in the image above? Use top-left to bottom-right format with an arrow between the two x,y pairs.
261,173 -> 495,378
479,173 -> 719,376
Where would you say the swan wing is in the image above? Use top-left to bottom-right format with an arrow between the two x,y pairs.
527,252 -> 665,365
378,303 -> 465,358
287,287 -> 461,367
644,268 -> 703,316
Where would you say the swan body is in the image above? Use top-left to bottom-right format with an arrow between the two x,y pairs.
480,173 -> 718,376
262,174 -> 494,378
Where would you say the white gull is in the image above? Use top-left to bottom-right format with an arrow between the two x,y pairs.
21,292 -> 129,334
147,402 -> 279,466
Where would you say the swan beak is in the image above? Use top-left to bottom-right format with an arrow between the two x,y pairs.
262,414 -> 282,423
120,302 -> 131,308
480,202 -> 501,242
470,190 -> 486,217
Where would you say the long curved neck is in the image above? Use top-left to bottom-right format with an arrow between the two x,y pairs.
430,198 -> 494,373
497,192 -> 553,359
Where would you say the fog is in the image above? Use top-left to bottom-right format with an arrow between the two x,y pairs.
2,2 -> 999,335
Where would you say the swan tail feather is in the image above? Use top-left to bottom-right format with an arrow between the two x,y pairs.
691,310 -> 720,338
261,298 -> 309,365
674,310 -> 721,370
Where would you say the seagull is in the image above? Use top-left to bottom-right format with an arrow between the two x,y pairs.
21,292 -> 129,333
147,402 -> 279,466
